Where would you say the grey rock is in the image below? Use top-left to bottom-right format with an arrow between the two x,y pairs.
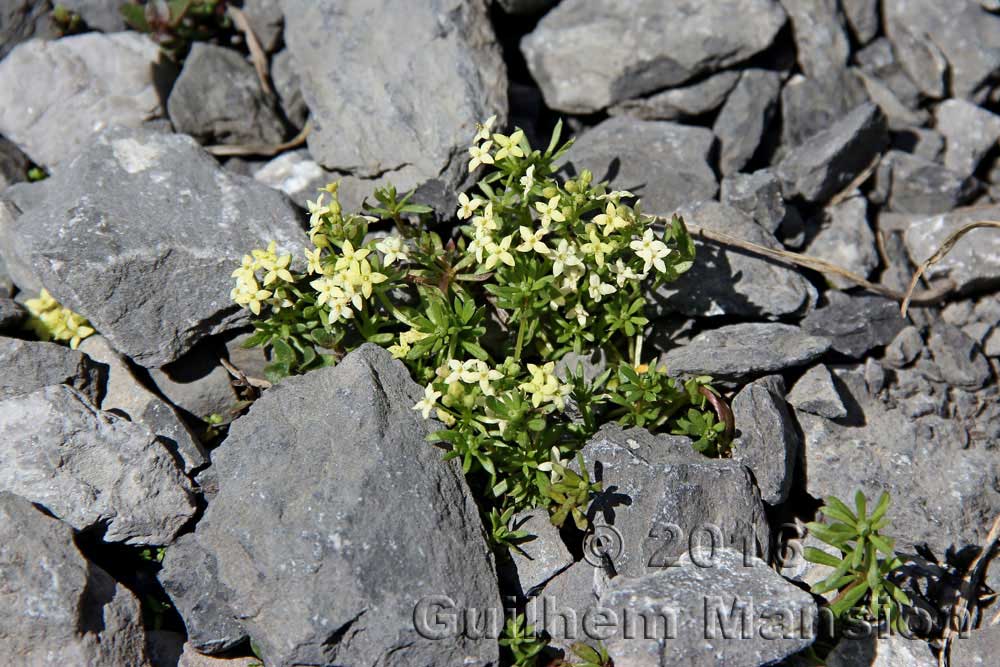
597,549 -> 817,667
0,297 -> 25,331
0,32 -> 164,168
779,0 -> 850,80
778,103 -> 888,203
149,343 -> 238,421
951,621 -> 1000,667
801,292 -> 907,358
779,70 -> 871,150
524,560 -> 600,653
806,191 -> 878,288
284,0 -> 507,202
521,0 -> 787,113
254,149 -> 335,208
0,336 -> 104,403
80,335 -> 207,473
787,364 -> 847,419
841,0 -> 879,44
731,376 -> 799,505
562,116 -> 717,216
884,0 -> 1000,101
878,150 -> 979,215
894,127 -> 946,163
0,384 -> 196,544
609,71 -> 741,121
241,0 -> 283,52
661,322 -> 831,383
224,331 -> 272,381
720,169 -> 786,233
160,535 -> 249,654
271,48 -> 308,129
0,0 -> 53,60
0,254 -> 13,298
509,508 -> 574,595
937,99 -> 1000,178
581,424 -> 771,579
865,357 -> 886,394
653,201 -> 814,318
59,0 -> 127,32
168,43 -> 284,145
825,635 -> 937,667
884,326 -> 924,368
713,69 -> 782,175
0,135 -> 29,189
904,204 -> 1000,291
0,491 -> 150,665
0,126 -> 307,367
800,366 -> 1000,553
855,38 -> 924,111
856,68 -> 931,130
926,323 -> 992,390
166,345 -> 500,667
986,327 -> 1000,357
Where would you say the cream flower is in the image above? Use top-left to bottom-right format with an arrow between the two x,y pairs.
460,360 -> 504,395
580,226 -> 616,267
457,192 -> 484,220
309,276 -> 344,307
474,115 -> 496,142
550,239 -> 582,277
587,273 -> 617,302
593,202 -> 630,236
516,225 -> 550,255
483,234 -> 515,271
568,303 -> 589,327
612,258 -> 643,287
375,235 -> 408,265
630,229 -> 671,273
534,195 -> 566,228
413,384 -> 442,419
520,164 -> 535,198
468,141 -> 494,172
492,129 -> 525,161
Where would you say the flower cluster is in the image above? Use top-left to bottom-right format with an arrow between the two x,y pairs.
23,288 -> 95,349
232,118 -> 722,540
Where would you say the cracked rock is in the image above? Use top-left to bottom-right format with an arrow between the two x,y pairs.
787,364 -> 847,419
0,126 -> 307,367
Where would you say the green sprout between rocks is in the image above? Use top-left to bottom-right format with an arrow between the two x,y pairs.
232,117 -> 727,538
500,613 -> 548,667
121,0 -> 231,57
804,491 -> 911,633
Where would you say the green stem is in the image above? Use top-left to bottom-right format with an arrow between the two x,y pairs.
513,318 -> 527,362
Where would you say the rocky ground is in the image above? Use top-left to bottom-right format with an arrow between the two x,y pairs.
1,1 -> 999,666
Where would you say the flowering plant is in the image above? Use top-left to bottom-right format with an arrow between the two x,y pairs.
232,118 -> 728,538
22,288 -> 95,349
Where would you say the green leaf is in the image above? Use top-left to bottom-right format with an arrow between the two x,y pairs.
869,492 -> 892,524
271,339 -> 295,364
119,4 -> 150,31
803,547 -> 842,568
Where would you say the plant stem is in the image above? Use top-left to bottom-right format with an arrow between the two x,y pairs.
513,318 -> 526,361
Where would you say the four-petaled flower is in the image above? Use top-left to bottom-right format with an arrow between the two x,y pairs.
413,384 -> 442,419
492,130 -> 525,161
474,114 -> 496,143
587,273 -> 616,302
457,192 -> 484,220
550,239 -> 582,277
580,226 -> 616,267
375,235 -> 408,265
568,303 -> 588,327
516,225 -> 550,255
534,196 -> 566,228
483,234 -> 516,271
468,141 -> 494,172
593,202 -> 630,236
460,360 -> 504,395
630,229 -> 671,273
304,248 -> 324,275
309,276 -> 344,307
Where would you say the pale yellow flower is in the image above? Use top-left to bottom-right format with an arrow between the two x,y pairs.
520,164 -> 535,198
516,225 -> 550,255
474,114 -> 497,142
550,239 -> 582,277
580,226 -> 616,267
587,273 -> 616,302
483,234 -> 515,271
492,129 -> 525,161
375,235 -> 408,265
534,196 -> 566,228
413,384 -> 442,419
468,141 -> 494,172
457,192 -> 484,220
593,202 -> 630,236
630,229 -> 670,273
